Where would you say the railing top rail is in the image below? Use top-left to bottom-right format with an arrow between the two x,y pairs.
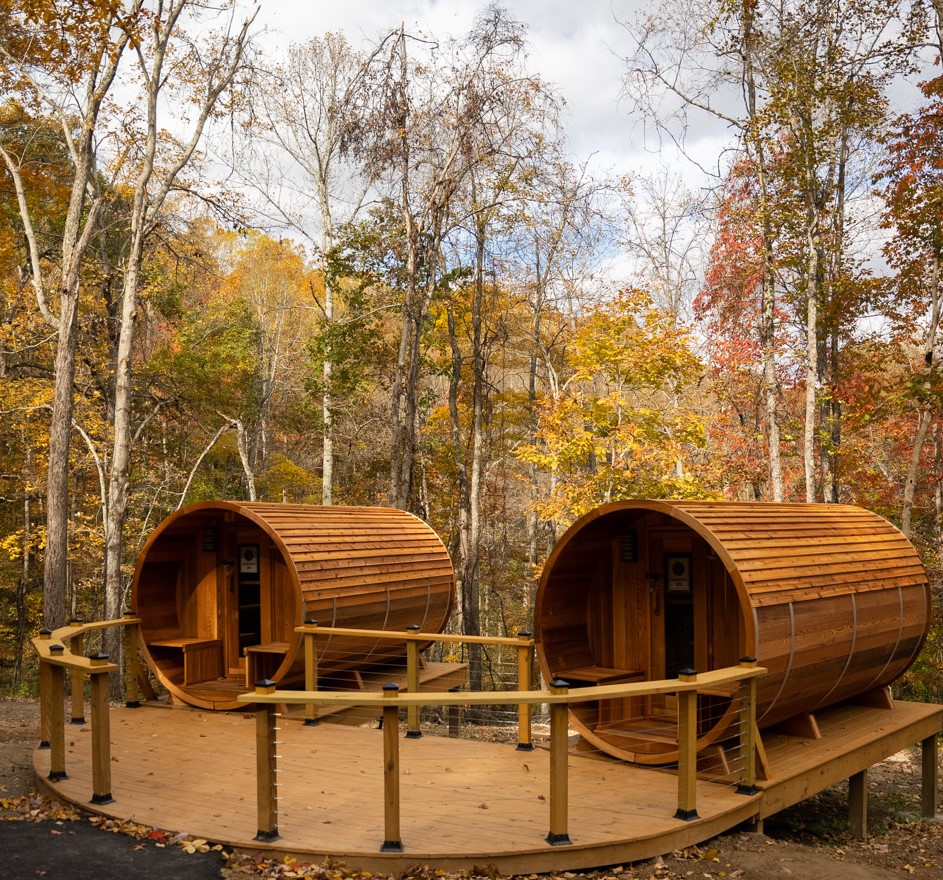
44,617 -> 142,643
237,664 -> 766,708
31,640 -> 118,673
31,616 -> 139,672
294,624 -> 534,648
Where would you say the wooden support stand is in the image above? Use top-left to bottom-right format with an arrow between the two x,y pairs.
69,620 -> 86,723
848,769 -> 868,839
381,684 -> 403,853
303,622 -> 320,726
123,614 -> 142,707
47,653 -> 67,782
737,658 -> 759,795
675,669 -> 699,821
546,680 -> 572,846
89,654 -> 114,804
517,631 -> 534,751
38,631 -> 52,748
405,626 -> 422,739
922,733 -> 939,819
254,680 -> 279,842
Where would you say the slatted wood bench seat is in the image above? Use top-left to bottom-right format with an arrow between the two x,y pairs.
554,665 -> 645,685
149,638 -> 223,685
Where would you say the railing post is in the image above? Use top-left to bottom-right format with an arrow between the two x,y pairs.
517,630 -> 534,751
123,613 -> 142,708
47,645 -> 67,782
546,679 -> 572,846
303,619 -> 320,727
381,683 -> 403,852
675,668 -> 699,821
89,653 -> 114,804
38,629 -> 52,749
922,733 -> 938,819
69,619 -> 86,723
405,624 -> 422,738
253,680 -> 280,842
737,657 -> 759,796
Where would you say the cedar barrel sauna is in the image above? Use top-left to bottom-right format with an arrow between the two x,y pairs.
132,501 -> 455,710
534,500 -> 931,765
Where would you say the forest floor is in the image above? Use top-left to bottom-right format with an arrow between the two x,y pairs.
2,696 -> 943,880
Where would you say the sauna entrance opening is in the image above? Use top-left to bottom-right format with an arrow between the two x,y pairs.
236,543 -> 262,653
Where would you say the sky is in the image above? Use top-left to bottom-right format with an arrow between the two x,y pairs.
249,0 -> 707,182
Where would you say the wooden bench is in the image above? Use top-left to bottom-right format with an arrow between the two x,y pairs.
244,642 -> 292,687
149,638 -> 223,685
554,665 -> 645,685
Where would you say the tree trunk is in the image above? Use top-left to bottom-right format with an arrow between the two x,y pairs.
803,239 -> 820,503
902,254 -> 942,536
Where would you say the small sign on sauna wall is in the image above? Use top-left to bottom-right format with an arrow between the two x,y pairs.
665,554 -> 692,592
240,545 -> 259,575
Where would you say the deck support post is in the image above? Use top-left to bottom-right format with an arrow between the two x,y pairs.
381,683 -> 404,852
921,733 -> 938,819
675,669 -> 699,821
303,620 -> 320,727
254,680 -> 280,843
546,679 -> 572,846
405,625 -> 422,738
47,648 -> 67,782
848,769 -> 868,839
38,629 -> 52,748
69,620 -> 86,723
89,654 -> 114,804
122,614 -> 142,708
737,657 -> 758,796
516,631 -> 534,751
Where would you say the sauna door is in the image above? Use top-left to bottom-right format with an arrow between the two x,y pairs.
663,553 -> 695,677
236,543 -> 262,652
649,538 -> 701,683
224,530 -> 273,675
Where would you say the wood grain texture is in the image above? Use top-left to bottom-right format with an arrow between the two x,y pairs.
132,503 -> 455,711
32,700 -> 941,874
535,501 -> 931,765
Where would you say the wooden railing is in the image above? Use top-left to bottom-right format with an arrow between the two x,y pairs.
31,614 -> 143,804
295,623 -> 536,745
238,657 -> 766,850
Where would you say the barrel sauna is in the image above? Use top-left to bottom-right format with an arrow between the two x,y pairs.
132,501 -> 455,710
534,500 -> 931,765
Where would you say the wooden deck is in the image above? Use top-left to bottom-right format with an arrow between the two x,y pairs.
33,700 -> 942,874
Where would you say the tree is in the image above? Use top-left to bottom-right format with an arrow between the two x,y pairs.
0,0 -> 141,628
98,0 -> 255,656
240,32 -> 374,504
518,289 -> 707,529
624,0 -> 925,503
879,70 -> 943,536
350,6 -> 536,514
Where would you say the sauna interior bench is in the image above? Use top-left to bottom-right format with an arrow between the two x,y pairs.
555,666 -> 645,685
148,637 -> 223,686
244,641 -> 292,686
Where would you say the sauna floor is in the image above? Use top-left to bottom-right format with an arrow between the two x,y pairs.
33,700 -> 943,873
